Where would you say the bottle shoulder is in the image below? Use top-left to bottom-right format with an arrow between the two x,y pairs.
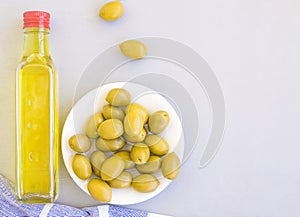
17,54 -> 57,78
18,53 -> 56,70
21,53 -> 54,64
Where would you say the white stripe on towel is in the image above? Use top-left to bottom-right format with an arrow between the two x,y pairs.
98,205 -> 109,217
39,204 -> 54,217
148,213 -> 173,217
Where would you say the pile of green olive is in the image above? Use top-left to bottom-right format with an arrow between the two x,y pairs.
68,88 -> 181,203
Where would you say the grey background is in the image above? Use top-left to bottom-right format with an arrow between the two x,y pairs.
0,0 -> 299,217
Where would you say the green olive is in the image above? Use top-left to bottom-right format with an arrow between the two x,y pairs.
99,1 -> 124,21
86,113 -> 105,139
96,137 -> 125,152
119,40 -> 148,60
90,151 -> 107,177
148,110 -> 170,134
125,103 -> 148,124
123,128 -> 147,143
102,104 -> 125,120
144,134 -> 169,156
115,151 -> 135,169
88,178 -> 112,203
100,155 -> 125,181
108,171 -> 132,188
124,111 -> 144,137
130,143 -> 150,165
132,174 -> 160,193
136,156 -> 161,174
68,134 -> 91,153
97,119 -> 124,140
72,154 -> 92,180
106,88 -> 131,106
161,152 -> 180,180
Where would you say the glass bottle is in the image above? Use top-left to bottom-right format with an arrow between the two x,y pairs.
15,11 -> 59,203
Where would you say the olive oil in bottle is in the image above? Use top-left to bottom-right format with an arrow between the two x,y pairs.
15,11 -> 59,203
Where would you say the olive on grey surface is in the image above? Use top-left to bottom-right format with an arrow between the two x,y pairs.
136,155 -> 161,174
99,0 -> 124,21
97,119 -> 124,140
161,152 -> 181,180
130,143 -> 150,165
119,40 -> 148,60
124,111 -> 144,137
108,171 -> 132,188
88,178 -> 112,203
132,174 -> 160,193
90,151 -> 107,177
144,134 -> 169,156
106,88 -> 131,106
123,128 -> 147,143
68,134 -> 91,153
100,155 -> 125,181
102,104 -> 125,120
72,154 -> 92,180
125,103 -> 149,124
115,151 -> 135,169
96,137 -> 125,152
86,113 -> 105,139
148,110 -> 170,134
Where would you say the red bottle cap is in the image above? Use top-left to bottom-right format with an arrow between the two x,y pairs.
23,11 -> 50,29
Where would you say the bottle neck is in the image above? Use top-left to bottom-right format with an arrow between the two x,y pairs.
22,28 -> 51,58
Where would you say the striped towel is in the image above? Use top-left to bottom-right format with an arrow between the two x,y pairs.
0,174 -> 170,217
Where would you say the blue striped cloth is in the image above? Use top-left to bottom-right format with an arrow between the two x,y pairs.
0,174 -> 170,217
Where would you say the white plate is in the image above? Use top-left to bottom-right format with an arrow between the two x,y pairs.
61,82 -> 184,205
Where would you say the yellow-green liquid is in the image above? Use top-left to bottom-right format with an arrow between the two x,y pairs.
16,52 -> 58,203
